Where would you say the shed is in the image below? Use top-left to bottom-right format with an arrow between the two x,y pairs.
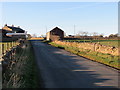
46,27 -> 64,41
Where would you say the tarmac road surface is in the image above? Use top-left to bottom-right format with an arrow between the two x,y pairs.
31,41 -> 119,88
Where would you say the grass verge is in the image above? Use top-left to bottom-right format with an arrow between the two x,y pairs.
21,41 -> 40,88
47,41 -> 119,70
2,40 -> 40,88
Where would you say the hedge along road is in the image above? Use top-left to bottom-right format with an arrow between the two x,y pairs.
31,40 -> 119,88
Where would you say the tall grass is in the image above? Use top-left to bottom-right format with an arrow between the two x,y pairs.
2,41 -> 40,88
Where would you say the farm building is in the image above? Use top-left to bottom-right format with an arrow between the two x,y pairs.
46,27 -> 64,41
1,24 -> 27,41
6,32 -> 27,40
2,24 -> 25,33
0,29 -> 12,37
0,29 -> 13,42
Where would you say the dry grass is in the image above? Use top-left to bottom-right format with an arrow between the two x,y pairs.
29,37 -> 44,40
49,41 -> 119,70
2,41 -> 40,88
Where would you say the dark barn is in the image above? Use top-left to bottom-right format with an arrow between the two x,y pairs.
46,27 -> 64,41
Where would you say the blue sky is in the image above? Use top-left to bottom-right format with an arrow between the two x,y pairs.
1,2 -> 118,36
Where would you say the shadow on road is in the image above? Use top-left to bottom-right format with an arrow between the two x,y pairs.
31,40 -> 119,88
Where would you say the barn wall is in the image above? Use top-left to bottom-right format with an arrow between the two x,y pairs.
46,27 -> 64,41
46,32 -> 50,40
50,30 -> 64,41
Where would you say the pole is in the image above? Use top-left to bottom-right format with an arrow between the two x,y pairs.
46,26 -> 47,38
74,25 -> 75,36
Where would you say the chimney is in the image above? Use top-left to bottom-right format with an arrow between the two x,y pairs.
12,25 -> 14,27
18,26 -> 20,28
5,24 -> 7,26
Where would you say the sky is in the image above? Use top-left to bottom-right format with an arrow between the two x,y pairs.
0,2 -> 118,36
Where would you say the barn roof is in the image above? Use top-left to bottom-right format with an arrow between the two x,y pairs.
50,27 -> 64,32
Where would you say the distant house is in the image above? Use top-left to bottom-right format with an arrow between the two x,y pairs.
2,24 -> 25,33
46,27 -> 64,41
0,28 -> 13,41
1,24 -> 27,41
0,29 -> 11,37
6,32 -> 27,39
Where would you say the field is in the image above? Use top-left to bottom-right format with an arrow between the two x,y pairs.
29,37 -> 44,40
98,40 -> 119,47
64,40 -> 119,48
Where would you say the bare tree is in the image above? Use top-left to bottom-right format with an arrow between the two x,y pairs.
92,32 -> 98,36
41,34 -> 46,38
83,32 -> 88,36
77,31 -> 84,36
32,34 -> 37,38
27,34 -> 32,39
89,32 -> 92,36
99,33 -> 104,37
92,32 -> 98,40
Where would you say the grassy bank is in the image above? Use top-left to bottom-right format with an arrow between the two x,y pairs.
21,41 -> 40,88
64,40 -> 119,47
47,41 -> 119,70
2,41 -> 40,88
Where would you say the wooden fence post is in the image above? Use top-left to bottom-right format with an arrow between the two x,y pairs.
7,43 -> 9,50
2,44 -> 4,55
10,42 -> 12,48
5,44 -> 6,54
